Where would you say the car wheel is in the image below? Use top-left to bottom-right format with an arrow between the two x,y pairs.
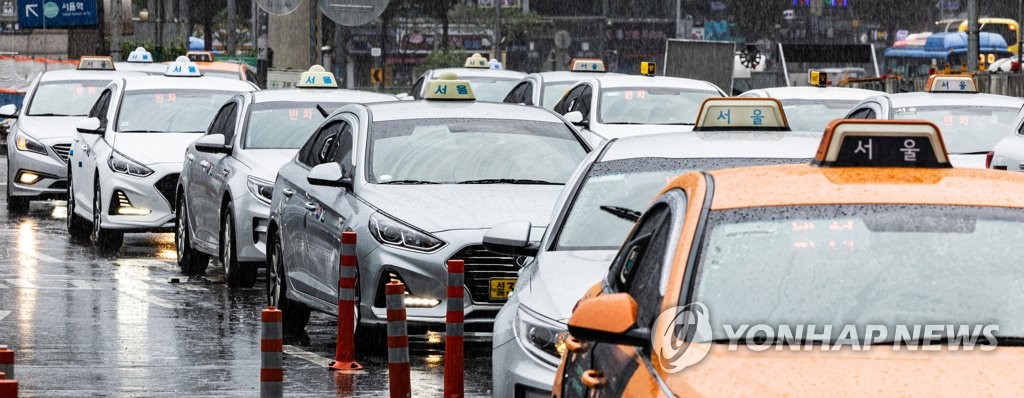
175,196 -> 209,275
267,233 -> 310,334
5,158 -> 28,214
222,201 -> 256,288
91,179 -> 123,253
65,167 -> 91,242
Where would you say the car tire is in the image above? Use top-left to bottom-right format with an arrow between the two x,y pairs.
222,201 -> 256,288
91,179 -> 123,253
175,196 -> 209,274
6,158 -> 28,214
66,167 -> 91,242
267,233 -> 310,335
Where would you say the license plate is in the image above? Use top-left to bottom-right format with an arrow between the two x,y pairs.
489,278 -> 517,300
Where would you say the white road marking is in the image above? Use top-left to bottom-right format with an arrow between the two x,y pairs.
283,345 -> 338,368
116,279 -> 182,309
0,310 -> 9,321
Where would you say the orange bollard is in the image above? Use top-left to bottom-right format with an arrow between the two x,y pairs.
0,379 -> 16,398
385,282 -> 411,398
330,231 -> 362,371
444,260 -> 465,398
0,346 -> 12,380
260,307 -> 284,398
0,371 -> 4,379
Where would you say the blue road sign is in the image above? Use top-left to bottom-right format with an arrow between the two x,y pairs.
19,0 -> 97,28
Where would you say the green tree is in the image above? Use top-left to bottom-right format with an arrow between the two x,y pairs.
449,4 -> 546,45
420,0 -> 460,49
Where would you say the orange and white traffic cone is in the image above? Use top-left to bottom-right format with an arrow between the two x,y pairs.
385,282 -> 411,398
260,307 -> 284,398
329,231 -> 362,372
444,260 -> 465,398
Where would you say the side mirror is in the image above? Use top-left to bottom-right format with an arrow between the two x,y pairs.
193,134 -> 231,154
563,110 -> 588,128
568,293 -> 650,346
75,117 -> 103,134
307,162 -> 353,190
482,220 -> 541,257
0,104 -> 17,118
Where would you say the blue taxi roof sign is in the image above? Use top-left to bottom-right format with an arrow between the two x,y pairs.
78,56 -> 115,71
424,72 -> 475,101
186,51 -> 215,63
925,74 -> 977,93
693,97 -> 789,131
813,119 -> 951,168
126,47 -> 153,63
464,53 -> 489,69
296,65 -> 338,88
569,58 -> 606,72
164,56 -> 203,77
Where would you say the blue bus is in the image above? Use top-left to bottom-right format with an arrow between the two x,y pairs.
884,32 -> 1012,78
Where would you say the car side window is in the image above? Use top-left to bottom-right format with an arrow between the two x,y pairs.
848,107 -> 876,119
610,203 -> 673,329
88,90 -> 112,126
245,70 -> 261,88
334,122 -> 355,175
504,82 -> 530,105
1017,120 -> 1024,136
411,77 -> 425,99
574,86 -> 593,120
298,121 -> 344,167
206,102 -> 233,136
220,103 -> 238,143
519,82 -> 535,105
554,86 -> 583,115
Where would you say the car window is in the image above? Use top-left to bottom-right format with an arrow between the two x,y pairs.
334,121 -> 355,174
208,102 -> 238,141
847,107 -> 876,119
503,82 -> 526,104
891,105 -> 1019,153
116,89 -> 238,133
244,70 -> 261,87
574,86 -> 593,120
1017,118 -> 1024,136
554,86 -> 584,115
598,87 -> 719,125
411,77 -> 425,99
88,90 -> 112,126
542,82 -> 575,109
244,101 -> 342,149
29,79 -> 110,116
609,203 -> 673,328
298,121 -> 344,167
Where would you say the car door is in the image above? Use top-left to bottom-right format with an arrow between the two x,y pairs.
994,119 -> 1024,171
74,88 -> 113,216
189,101 -> 238,246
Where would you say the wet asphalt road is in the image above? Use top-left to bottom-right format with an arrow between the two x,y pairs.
0,154 -> 493,397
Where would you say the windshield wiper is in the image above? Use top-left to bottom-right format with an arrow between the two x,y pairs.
603,122 -> 644,125
119,129 -> 166,133
456,178 -> 561,185
655,122 -> 695,126
949,151 -> 989,155
27,113 -> 81,117
378,179 -> 440,185
599,205 -> 642,222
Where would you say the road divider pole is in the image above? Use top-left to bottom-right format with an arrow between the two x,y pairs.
444,260 -> 465,398
330,231 -> 363,372
0,379 -> 15,397
260,307 -> 284,398
385,282 -> 411,398
0,346 -> 12,380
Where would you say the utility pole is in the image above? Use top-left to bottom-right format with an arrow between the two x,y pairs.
256,7 -> 269,88
111,0 -> 122,61
675,0 -> 682,38
494,0 -> 502,61
227,0 -> 237,55
967,0 -> 979,72
1018,0 -> 1022,71
156,0 -> 164,60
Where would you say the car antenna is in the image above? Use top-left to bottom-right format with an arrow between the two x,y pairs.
316,104 -> 330,118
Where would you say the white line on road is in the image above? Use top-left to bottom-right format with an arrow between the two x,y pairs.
283,345 -> 338,368
0,310 -> 9,321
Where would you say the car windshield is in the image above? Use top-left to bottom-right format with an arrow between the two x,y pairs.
780,99 -> 860,133
464,77 -> 520,102
555,157 -> 809,250
891,105 -> 1020,153
202,70 -> 242,80
542,82 -> 575,109
27,80 -> 110,116
367,118 -> 587,184
244,101 -> 342,149
117,89 -> 238,133
600,88 -> 719,125
693,204 -> 1024,342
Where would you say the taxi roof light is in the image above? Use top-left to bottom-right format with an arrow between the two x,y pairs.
925,74 -> 977,93
126,47 -> 153,63
808,70 -> 828,87
812,120 -> 951,168
424,72 -> 475,101
164,56 -> 203,77
570,58 -> 606,73
693,97 -> 790,131
295,65 -> 338,88
640,61 -> 657,77
464,53 -> 488,69
78,56 -> 115,71
186,51 -> 215,63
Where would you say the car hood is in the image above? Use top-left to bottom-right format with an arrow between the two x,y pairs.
666,345 -> 1024,395
949,154 -> 986,169
17,115 -> 84,141
519,250 -> 617,323
234,149 -> 297,181
358,184 -> 563,233
112,132 -> 203,165
593,124 -> 694,140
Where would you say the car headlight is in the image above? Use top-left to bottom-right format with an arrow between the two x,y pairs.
15,131 -> 47,155
246,176 -> 274,204
107,150 -> 154,177
514,306 -> 570,367
368,212 -> 445,252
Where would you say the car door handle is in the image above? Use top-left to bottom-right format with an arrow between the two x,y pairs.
186,153 -> 195,161
200,160 -> 211,168
303,202 -> 317,211
80,145 -> 89,150
1018,161 -> 1024,170
281,188 -> 294,197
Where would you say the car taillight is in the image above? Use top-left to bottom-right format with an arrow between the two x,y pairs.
1012,61 -> 1022,72
986,151 -> 994,168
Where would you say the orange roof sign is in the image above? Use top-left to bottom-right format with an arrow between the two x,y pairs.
569,58 -> 606,72
813,120 -> 951,168
925,74 -> 977,93
693,97 -> 789,130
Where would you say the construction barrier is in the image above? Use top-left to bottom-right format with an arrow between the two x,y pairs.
444,260 -> 465,398
0,56 -> 77,95
0,379 -> 15,398
0,346 -> 12,380
385,282 -> 411,398
329,231 -> 362,372
260,307 -> 284,398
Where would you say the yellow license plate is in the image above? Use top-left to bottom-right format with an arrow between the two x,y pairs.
489,278 -> 517,300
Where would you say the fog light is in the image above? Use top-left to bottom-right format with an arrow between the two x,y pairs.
17,171 -> 40,185
113,190 -> 150,216
404,295 -> 441,308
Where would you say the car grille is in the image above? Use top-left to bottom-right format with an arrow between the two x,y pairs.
51,143 -> 72,164
448,245 -> 519,304
154,173 -> 178,208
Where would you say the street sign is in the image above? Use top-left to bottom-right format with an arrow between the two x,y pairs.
370,67 -> 383,84
256,0 -> 301,16
318,0 -> 388,27
1,0 -> 16,22
19,0 -> 97,28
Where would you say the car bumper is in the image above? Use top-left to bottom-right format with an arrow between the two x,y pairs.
7,138 -> 70,199
97,162 -> 180,232
493,301 -> 557,397
232,192 -> 271,264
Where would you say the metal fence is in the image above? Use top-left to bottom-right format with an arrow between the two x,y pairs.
842,73 -> 1024,97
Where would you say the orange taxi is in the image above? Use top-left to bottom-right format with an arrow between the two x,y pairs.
167,51 -> 258,83
553,119 -> 1024,396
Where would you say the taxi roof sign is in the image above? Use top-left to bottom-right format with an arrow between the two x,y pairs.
925,74 -> 977,93
693,97 -> 790,131
164,56 -> 203,77
570,58 -> 606,72
296,65 -> 338,88
186,51 -> 215,63
464,53 -> 489,69
126,47 -> 153,63
808,70 -> 828,87
640,61 -> 657,77
813,120 -> 951,168
78,56 -> 115,71
424,72 -> 475,101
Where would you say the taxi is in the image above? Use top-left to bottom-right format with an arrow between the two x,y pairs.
409,53 -> 525,102
990,110 -> 1024,171
502,58 -> 620,109
65,56 -> 256,252
114,47 -> 167,75
172,51 -> 260,86
551,62 -> 725,143
0,56 -> 144,213
489,97 -> 821,397
554,119 -> 1024,396
175,65 -> 396,286
266,73 -> 590,334
844,74 -> 1023,168
740,70 -> 878,132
